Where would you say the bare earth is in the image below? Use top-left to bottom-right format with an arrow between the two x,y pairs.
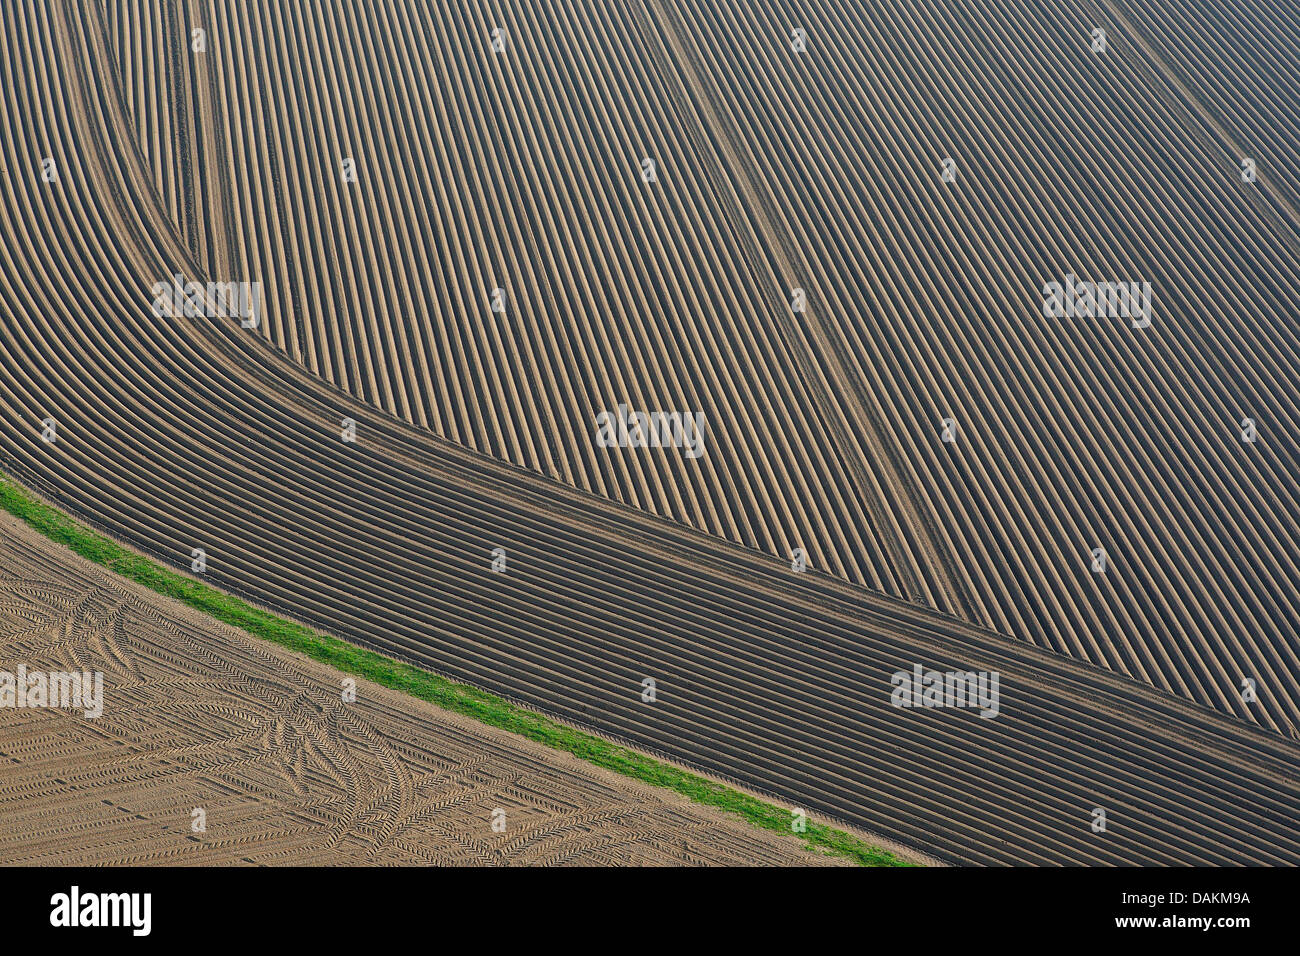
0,515 -> 847,866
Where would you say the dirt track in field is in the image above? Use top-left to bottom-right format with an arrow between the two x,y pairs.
1,0 -> 1299,864
0,515 -> 854,866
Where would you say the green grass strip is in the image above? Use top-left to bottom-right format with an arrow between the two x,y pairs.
0,472 -> 909,866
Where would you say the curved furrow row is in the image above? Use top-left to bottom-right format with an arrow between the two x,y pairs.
161,0 -> 927,593
93,0 -> 1300,738
646,0 -> 1300,733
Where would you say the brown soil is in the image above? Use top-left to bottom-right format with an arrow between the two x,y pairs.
0,515 -> 848,866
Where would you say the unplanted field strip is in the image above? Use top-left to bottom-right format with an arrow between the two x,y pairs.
0,513 -> 854,867
0,477 -> 902,867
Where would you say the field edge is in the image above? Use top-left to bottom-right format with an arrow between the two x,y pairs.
0,470 -> 910,867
